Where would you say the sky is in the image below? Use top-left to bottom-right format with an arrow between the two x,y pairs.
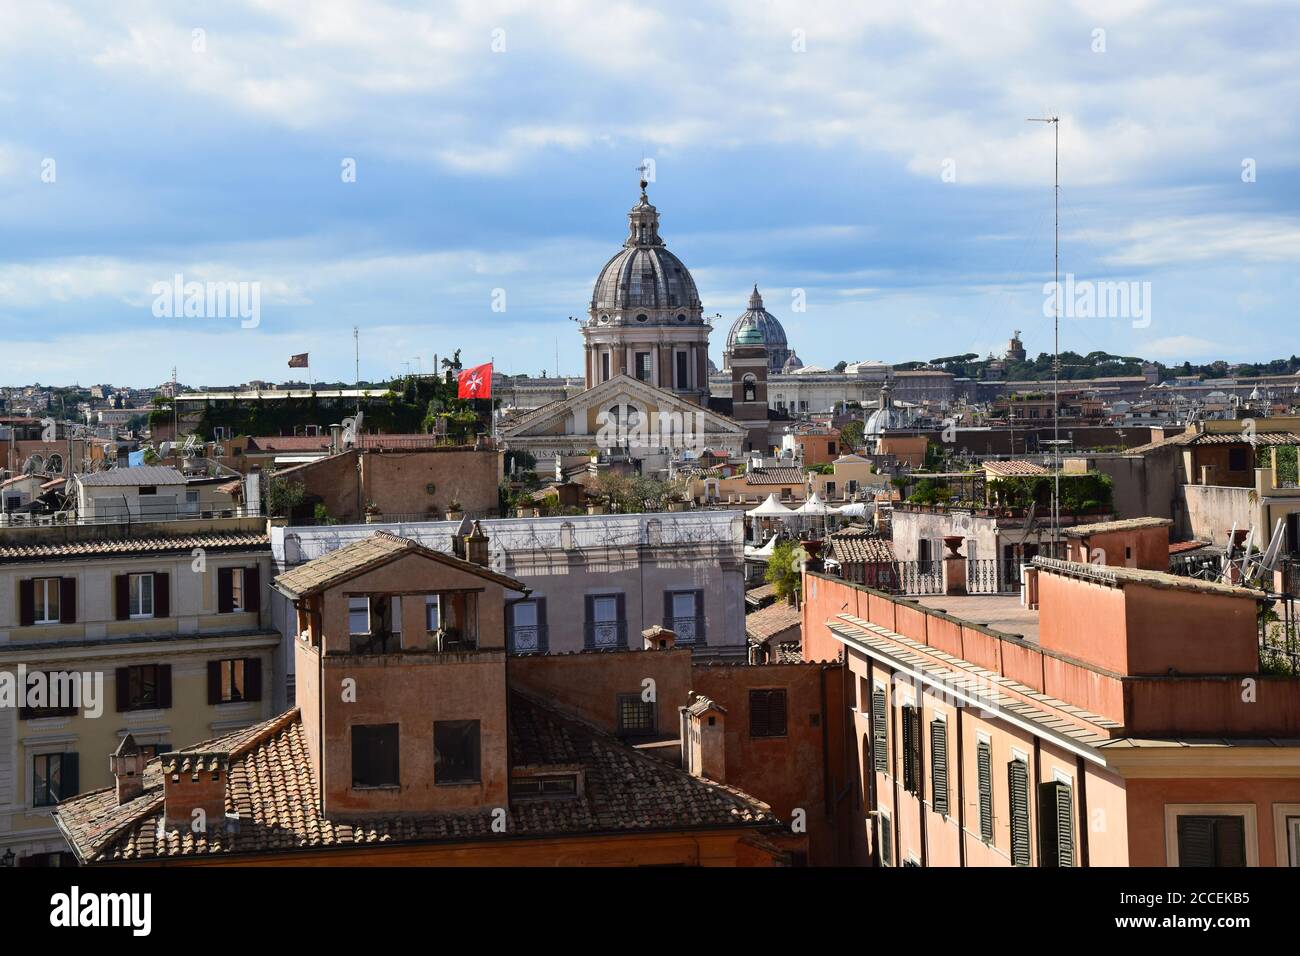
1,0 -> 1299,388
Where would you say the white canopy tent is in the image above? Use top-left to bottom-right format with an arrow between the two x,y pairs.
794,491 -> 836,515
747,493 -> 796,517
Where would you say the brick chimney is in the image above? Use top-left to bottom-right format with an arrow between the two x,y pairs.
642,625 -> 677,650
162,752 -> 230,831
110,734 -> 147,805
681,694 -> 726,783
465,520 -> 490,567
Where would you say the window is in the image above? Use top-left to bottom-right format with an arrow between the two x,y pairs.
33,578 -> 60,624
601,352 -> 611,382
749,689 -> 788,737
138,485 -> 156,496
434,720 -> 481,784
1176,815 -> 1247,867
18,671 -> 80,719
664,589 -> 704,645
586,593 -> 626,649
1039,780 -> 1074,867
511,774 -> 577,798
1008,757 -> 1031,866
1228,447 -> 1248,471
116,664 -> 170,712
33,753 -> 79,807
351,724 -> 399,788
208,658 -> 263,704
871,685 -> 888,773
878,809 -> 893,867
217,566 -> 259,613
508,598 -> 547,653
617,694 -> 656,736
635,351 -> 652,381
140,742 -> 172,759
901,704 -> 921,795
425,594 -> 441,631
743,374 -> 757,402
930,718 -> 949,816
675,351 -> 688,388
348,597 -> 370,635
436,591 -> 479,650
129,573 -> 154,618
977,739 -> 993,842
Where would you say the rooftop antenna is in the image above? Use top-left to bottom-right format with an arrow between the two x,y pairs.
1028,114 -> 1061,552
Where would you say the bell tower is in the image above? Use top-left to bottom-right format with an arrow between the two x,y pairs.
729,323 -> 769,453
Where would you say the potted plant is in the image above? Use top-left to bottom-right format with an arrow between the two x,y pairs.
364,500 -> 382,523
446,500 -> 464,521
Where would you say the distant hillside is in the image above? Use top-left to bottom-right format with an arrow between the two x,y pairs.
894,352 -> 1300,383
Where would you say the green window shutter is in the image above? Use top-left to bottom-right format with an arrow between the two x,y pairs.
901,707 -> 914,792
1008,759 -> 1031,866
977,741 -> 993,842
930,719 -> 949,816
871,687 -> 888,774
1039,781 -> 1074,867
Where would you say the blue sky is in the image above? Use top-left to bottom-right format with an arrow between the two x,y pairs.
2,0 -> 1299,387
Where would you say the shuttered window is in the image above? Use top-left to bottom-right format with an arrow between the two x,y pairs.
1176,815 -> 1247,867
901,705 -> 921,796
1008,758 -> 1031,866
879,812 -> 893,867
977,740 -> 993,842
871,685 -> 888,774
930,719 -> 949,816
750,689 -> 788,738
1038,781 -> 1074,867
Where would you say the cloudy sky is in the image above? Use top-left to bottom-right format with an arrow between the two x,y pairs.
2,0 -> 1298,387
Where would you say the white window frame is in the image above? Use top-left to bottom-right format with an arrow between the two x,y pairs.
1272,803 -> 1300,867
129,573 -> 154,619
1164,803 -> 1258,867
34,577 -> 61,625
425,594 -> 441,632
348,596 -> 370,636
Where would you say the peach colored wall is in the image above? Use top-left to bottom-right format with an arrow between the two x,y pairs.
1124,677 -> 1300,736
295,638 -> 322,793
1068,526 -> 1169,571
1037,572 -> 1130,672
1123,585 -> 1258,675
509,647 -> 692,736
320,651 -> 509,815
1042,653 -> 1125,725
1125,777 -> 1300,867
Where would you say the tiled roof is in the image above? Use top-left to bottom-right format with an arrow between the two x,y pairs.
1168,539 -> 1210,555
55,695 -> 776,863
1032,557 -> 1265,600
828,528 -> 895,565
76,466 -> 186,487
1124,431 -> 1197,454
745,467 -> 805,485
0,531 -> 270,564
1063,517 -> 1172,537
272,529 -> 529,598
983,460 -> 1049,477
246,435 -> 331,452
745,601 -> 802,644
1185,431 -> 1300,446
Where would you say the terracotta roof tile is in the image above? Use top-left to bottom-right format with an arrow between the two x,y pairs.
827,528 -> 895,565
745,601 -> 802,644
0,531 -> 269,564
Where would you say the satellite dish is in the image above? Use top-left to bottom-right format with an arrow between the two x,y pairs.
1259,518 -> 1286,575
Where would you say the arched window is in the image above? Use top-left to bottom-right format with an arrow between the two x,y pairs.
46,454 -> 63,474
743,374 -> 757,403
635,313 -> 648,323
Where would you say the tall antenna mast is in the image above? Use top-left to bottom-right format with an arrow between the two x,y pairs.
1028,114 -> 1061,552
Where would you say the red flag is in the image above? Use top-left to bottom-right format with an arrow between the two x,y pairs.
457,362 -> 493,399
288,353 -> 309,368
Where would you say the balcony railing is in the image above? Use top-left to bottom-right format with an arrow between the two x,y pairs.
665,615 -> 706,646
508,624 -> 549,655
584,619 -> 628,650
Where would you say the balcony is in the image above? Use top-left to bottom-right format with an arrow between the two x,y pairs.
583,619 -> 628,650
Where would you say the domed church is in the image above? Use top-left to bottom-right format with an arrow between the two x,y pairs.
582,180 -> 712,406
722,285 -> 792,373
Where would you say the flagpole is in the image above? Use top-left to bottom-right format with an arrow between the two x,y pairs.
490,355 -> 497,448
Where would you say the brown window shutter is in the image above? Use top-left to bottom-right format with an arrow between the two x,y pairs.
115,667 -> 130,712
694,590 -> 705,642
245,566 -> 261,613
18,579 -> 35,626
207,661 -> 222,705
59,577 -> 76,624
153,573 -> 170,618
246,658 -> 262,702
770,689 -> 787,735
615,593 -> 626,647
535,597 -> 548,653
662,590 -> 674,630
750,690 -> 769,736
114,575 -> 130,620
217,568 -> 234,613
158,664 -> 172,709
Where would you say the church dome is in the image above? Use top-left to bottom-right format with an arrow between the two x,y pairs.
723,286 -> 792,371
589,185 -> 702,321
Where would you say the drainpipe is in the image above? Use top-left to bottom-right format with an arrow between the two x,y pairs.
1075,754 -> 1090,867
955,704 -> 967,868
1032,735 -> 1042,867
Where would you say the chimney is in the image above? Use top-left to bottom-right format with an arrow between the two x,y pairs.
465,520 -> 490,567
110,734 -> 147,805
451,514 -> 472,559
329,423 -> 342,455
162,752 -> 230,831
642,625 -> 677,650
681,694 -> 726,783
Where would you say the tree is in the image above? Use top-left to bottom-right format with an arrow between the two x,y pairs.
266,475 -> 306,518
834,360 -> 848,372
839,420 -> 864,449
766,539 -> 805,604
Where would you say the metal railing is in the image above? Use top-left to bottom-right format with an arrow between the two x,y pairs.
584,619 -> 628,650
508,624 -> 549,654
665,615 -> 706,646
890,561 -> 943,595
